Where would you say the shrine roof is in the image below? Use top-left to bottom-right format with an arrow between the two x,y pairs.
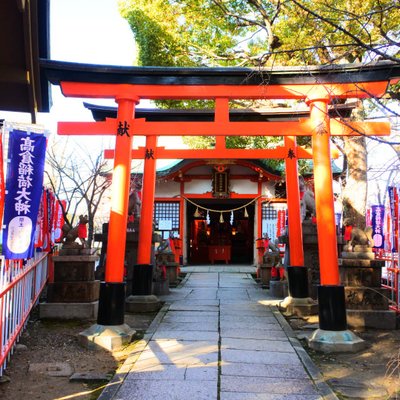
0,0 -> 50,116
40,59 -> 400,87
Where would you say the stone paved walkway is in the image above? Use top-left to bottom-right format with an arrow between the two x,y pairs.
100,269 -> 337,400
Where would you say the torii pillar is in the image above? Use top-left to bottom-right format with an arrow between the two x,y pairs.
126,135 -> 160,308
97,97 -> 137,326
307,94 -> 364,351
137,135 -> 158,267
81,96 -> 138,350
279,136 -> 318,316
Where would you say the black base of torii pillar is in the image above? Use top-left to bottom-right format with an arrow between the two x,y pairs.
279,266 -> 318,317
97,282 -> 126,325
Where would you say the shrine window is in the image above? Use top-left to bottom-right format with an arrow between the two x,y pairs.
154,201 -> 180,237
262,202 -> 287,241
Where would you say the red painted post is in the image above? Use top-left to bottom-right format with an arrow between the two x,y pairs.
309,97 -> 340,286
284,136 -> 304,266
97,97 -> 136,326
105,98 -> 136,282
137,135 -> 158,264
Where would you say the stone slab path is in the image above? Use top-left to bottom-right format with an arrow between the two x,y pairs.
100,270 -> 337,400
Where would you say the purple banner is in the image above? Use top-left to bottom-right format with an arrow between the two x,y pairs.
371,205 -> 385,249
2,130 -> 47,259
388,186 -> 398,252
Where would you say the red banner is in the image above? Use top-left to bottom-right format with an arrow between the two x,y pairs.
276,209 -> 286,237
53,200 -> 66,243
0,130 -> 4,226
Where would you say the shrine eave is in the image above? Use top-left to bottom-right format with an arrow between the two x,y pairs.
40,59 -> 400,87
152,159 -> 283,180
84,102 -> 355,122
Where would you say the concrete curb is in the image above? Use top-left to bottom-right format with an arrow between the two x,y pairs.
272,306 -> 339,400
97,303 -> 170,400
176,270 -> 191,288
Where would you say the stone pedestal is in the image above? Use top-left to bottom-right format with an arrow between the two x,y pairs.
153,279 -> 170,295
95,223 -> 140,297
269,280 -> 288,298
308,329 -> 366,353
40,249 -> 99,320
78,324 -> 135,351
339,245 -> 397,329
156,252 -> 179,287
279,296 -> 318,317
257,250 -> 281,288
94,223 -> 159,297
280,266 -> 318,317
302,221 -> 320,300
166,263 -> 179,287
125,295 -> 161,313
257,264 -> 272,287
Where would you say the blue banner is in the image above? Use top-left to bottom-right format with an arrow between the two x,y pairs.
2,130 -> 47,259
371,205 -> 385,249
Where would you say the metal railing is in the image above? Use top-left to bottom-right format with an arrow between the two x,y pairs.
376,251 -> 400,313
0,251 -> 49,375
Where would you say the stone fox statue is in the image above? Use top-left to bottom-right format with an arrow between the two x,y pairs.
299,176 -> 316,221
128,188 -> 142,220
343,218 -> 375,250
61,215 -> 89,248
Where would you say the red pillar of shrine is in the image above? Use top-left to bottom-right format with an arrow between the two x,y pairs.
131,135 -> 158,296
309,97 -> 347,331
97,97 -> 136,326
284,136 -> 309,299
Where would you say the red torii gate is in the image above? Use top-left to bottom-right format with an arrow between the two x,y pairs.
102,129 -> 338,268
47,61 -> 392,332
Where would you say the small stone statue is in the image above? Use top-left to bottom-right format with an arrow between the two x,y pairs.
128,185 -> 142,221
61,215 -> 89,248
299,176 -> 316,221
343,218 -> 374,251
263,236 -> 281,267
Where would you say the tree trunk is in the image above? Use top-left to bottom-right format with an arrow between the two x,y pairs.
342,136 -> 367,229
87,212 -> 94,248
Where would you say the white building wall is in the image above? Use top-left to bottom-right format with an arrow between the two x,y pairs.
184,180 -> 211,194
262,181 -> 276,198
155,180 -> 180,197
230,179 -> 258,194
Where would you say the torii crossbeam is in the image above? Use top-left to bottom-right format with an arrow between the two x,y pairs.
43,60 -> 394,334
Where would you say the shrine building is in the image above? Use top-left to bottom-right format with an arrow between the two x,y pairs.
86,103 -> 345,266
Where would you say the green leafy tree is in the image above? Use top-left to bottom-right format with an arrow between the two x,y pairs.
119,0 -> 400,227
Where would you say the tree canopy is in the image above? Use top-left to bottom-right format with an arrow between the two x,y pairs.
118,0 -> 400,227
119,0 -> 400,67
